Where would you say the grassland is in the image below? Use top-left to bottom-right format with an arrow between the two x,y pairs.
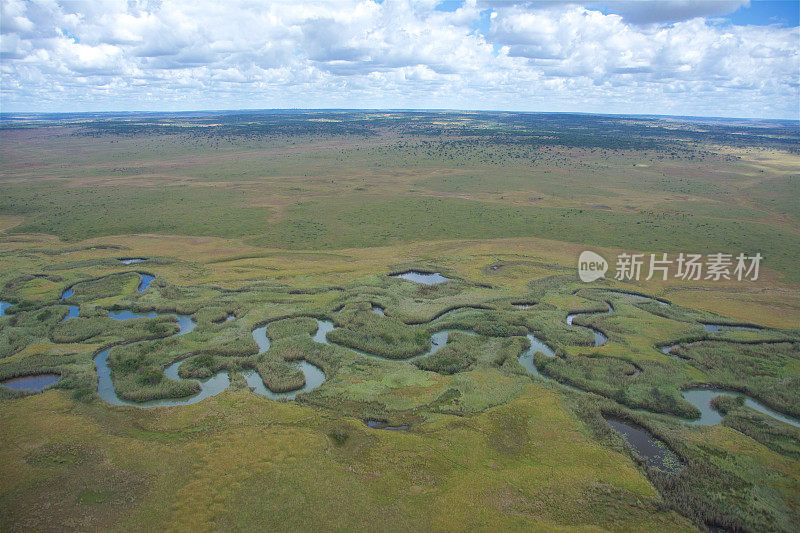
0,111 -> 798,532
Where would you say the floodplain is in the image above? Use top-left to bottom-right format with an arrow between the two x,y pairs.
1,111 -> 799,532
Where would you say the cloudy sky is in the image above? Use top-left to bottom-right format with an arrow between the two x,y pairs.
1,0 -> 798,118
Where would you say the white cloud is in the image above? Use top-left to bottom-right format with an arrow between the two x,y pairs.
593,0 -> 750,25
489,5 -> 798,86
483,1 -> 751,25
0,0 -> 797,118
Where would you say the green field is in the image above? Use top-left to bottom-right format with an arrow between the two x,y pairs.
1,111 -> 799,532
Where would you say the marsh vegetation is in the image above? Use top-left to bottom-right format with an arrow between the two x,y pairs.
1,111 -> 798,532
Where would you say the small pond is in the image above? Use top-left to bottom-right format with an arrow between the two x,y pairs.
175,315 -> 196,335
604,418 -> 682,472
109,310 -> 158,320
364,419 -> 410,431
137,274 -> 155,293
701,323 -> 761,334
62,306 -> 80,321
426,331 -> 450,357
1,374 -> 60,392
391,271 -> 451,285
118,258 -> 146,265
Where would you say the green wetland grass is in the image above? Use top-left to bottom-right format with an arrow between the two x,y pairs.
2,254 -> 798,531
1,112 -> 799,531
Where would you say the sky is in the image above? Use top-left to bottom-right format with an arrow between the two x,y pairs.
1,0 -> 798,119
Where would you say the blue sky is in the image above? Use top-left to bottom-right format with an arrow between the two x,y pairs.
726,0 -> 799,26
589,0 -> 799,26
1,0 -> 798,118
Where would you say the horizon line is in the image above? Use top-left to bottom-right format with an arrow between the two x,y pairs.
1,108 -> 798,123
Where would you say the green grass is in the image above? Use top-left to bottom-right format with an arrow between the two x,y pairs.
328,308 -> 430,359
3,122 -> 800,283
266,317 -> 318,340
251,195 -> 800,282
0,184 -> 273,240
1,114 -> 799,532
713,395 -> 800,460
674,340 -> 800,417
1,238 -> 798,531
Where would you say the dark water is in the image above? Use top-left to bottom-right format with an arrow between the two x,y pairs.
118,258 -> 146,265
252,326 -> 271,353
316,314 -> 472,362
1,374 -> 60,392
313,319 -> 335,344
518,334 -> 556,376
566,314 -> 577,325
625,293 -> 670,307
60,273 -> 152,300
340,329 -> 474,361
243,321 -> 327,400
107,309 -> 195,335
94,312 -> 327,407
566,305 -> 610,347
393,329 -> 473,361
95,351 -> 230,407
94,314 -> 205,407
682,388 -> 800,428
659,344 -> 677,355
427,330 -> 449,356
109,310 -> 158,320
391,271 -> 451,284
1,301 -> 12,316
605,418 -> 682,472
137,274 -> 155,293
59,284 -> 76,321
364,419 -> 410,431
243,361 -> 325,400
62,305 -> 80,321
701,323 -> 760,333
592,330 -> 608,346
175,315 -> 196,334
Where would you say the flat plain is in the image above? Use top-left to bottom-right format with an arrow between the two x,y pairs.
1,111 -> 799,532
